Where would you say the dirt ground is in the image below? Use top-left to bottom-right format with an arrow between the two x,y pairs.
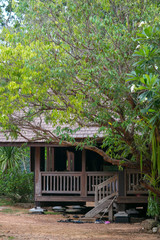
0,206 -> 160,240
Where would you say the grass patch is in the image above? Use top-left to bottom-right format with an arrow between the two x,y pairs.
0,197 -> 13,206
0,208 -> 20,214
44,211 -> 61,215
0,236 -> 15,240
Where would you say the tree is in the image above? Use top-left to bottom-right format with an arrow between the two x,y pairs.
0,0 -> 17,28
0,0 -> 159,192
127,25 -> 160,213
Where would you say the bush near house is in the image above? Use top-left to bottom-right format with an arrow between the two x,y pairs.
0,168 -> 34,203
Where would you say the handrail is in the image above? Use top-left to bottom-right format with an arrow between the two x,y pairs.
94,174 -> 118,206
86,172 -> 116,194
96,175 -> 118,190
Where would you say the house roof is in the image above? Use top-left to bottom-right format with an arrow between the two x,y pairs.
0,121 -> 103,146
0,109 -> 105,146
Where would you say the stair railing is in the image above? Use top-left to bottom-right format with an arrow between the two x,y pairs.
94,174 -> 118,206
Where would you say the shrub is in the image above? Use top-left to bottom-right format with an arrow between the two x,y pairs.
147,191 -> 160,219
0,168 -> 34,202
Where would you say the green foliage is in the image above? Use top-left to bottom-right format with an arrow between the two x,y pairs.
0,146 -> 21,172
127,25 -> 160,176
127,24 -> 160,213
147,191 -> 160,218
0,146 -> 30,173
0,197 -> 13,206
0,168 -> 34,203
0,1 -> 159,177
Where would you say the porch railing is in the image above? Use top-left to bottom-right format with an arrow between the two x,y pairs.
86,172 -> 117,194
41,170 -> 147,196
41,171 -> 116,195
41,172 -> 81,194
126,169 -> 148,195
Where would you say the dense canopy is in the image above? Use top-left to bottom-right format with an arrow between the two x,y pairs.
0,0 -> 160,195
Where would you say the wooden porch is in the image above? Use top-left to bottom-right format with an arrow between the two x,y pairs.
34,147 -> 148,204
36,171 -> 116,202
35,169 -> 148,203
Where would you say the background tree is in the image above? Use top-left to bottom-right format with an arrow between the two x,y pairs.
0,0 -> 159,194
127,25 -> 160,216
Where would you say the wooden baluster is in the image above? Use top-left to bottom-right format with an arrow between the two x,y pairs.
63,176 -> 66,191
41,176 -> 43,191
71,176 -> 72,191
133,174 -> 135,190
128,173 -> 131,191
137,173 -> 139,185
58,176 -> 62,191
77,176 -> 79,192
75,176 -> 77,191
95,185 -> 98,206
56,175 -> 58,192
48,176 -> 50,191
67,176 -> 69,191
73,176 -> 75,192
44,175 -> 46,191
99,188 -> 101,201
78,176 -> 81,191
76,176 -> 78,191
113,179 -> 115,192
53,175 -> 54,191
51,175 -> 53,191
62,175 -> 63,191
91,176 -> 93,192
88,176 -> 92,191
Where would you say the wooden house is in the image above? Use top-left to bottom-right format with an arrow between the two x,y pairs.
0,125 -> 148,218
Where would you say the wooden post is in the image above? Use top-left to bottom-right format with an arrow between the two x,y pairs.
47,147 -> 55,171
95,185 -> 98,206
67,151 -> 75,171
47,147 -> 49,171
35,147 -> 41,201
118,170 -> 125,196
124,169 -> 126,196
118,169 -> 126,211
51,147 -> 55,171
108,204 -> 113,221
81,149 -> 87,197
